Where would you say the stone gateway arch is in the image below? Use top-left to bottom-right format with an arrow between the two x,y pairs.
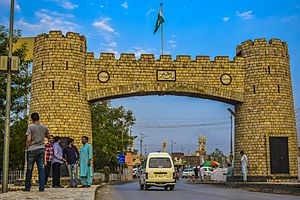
29,31 -> 298,181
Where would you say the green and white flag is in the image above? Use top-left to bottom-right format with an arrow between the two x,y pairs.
154,4 -> 164,34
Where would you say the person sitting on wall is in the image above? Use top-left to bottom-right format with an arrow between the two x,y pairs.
226,163 -> 234,178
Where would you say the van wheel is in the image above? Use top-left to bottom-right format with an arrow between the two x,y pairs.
164,186 -> 168,191
170,186 -> 174,191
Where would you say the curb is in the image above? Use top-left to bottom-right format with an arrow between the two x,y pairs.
188,180 -> 300,196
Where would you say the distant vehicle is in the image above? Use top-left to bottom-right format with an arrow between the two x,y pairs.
133,167 -> 139,178
139,152 -> 176,191
181,168 -> 194,178
201,166 -> 213,176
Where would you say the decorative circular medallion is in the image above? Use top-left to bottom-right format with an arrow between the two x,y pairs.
98,71 -> 110,83
220,73 -> 232,85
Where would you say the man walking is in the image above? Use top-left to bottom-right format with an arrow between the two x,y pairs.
44,135 -> 54,186
80,136 -> 93,187
52,136 -> 64,188
104,166 -> 110,183
240,151 -> 248,182
63,138 -> 80,187
24,112 -> 50,192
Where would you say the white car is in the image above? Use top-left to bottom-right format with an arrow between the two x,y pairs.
201,166 -> 213,176
181,168 -> 194,178
133,167 -> 139,178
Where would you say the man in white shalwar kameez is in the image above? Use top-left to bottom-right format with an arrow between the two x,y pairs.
240,151 -> 248,182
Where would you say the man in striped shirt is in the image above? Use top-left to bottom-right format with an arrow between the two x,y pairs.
44,135 -> 54,186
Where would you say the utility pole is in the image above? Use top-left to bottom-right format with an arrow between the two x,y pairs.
143,144 -> 147,155
2,0 -> 15,193
227,108 -> 235,163
138,132 -> 145,159
170,140 -> 176,155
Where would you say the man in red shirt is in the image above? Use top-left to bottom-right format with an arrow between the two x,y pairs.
44,135 -> 54,186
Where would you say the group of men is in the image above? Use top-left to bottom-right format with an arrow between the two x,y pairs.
24,112 -> 93,192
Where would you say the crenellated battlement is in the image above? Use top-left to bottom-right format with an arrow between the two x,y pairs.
238,38 -> 287,48
236,38 -> 288,56
35,31 -> 86,42
86,52 -> 244,64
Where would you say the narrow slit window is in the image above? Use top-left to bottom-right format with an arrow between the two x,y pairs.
78,83 -> 80,92
42,61 -> 44,70
268,66 -> 271,74
66,61 -> 68,70
52,81 -> 54,90
278,85 -> 280,93
253,85 -> 256,94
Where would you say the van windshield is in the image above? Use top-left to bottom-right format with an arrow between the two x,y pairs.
149,158 -> 172,168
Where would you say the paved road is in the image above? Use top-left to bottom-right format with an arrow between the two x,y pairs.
107,180 -> 300,200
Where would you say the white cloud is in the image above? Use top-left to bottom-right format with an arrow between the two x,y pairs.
15,2 -> 21,11
236,11 -> 254,20
101,41 -> 118,48
16,9 -> 80,36
93,17 -> 119,54
100,5 -> 104,8
281,15 -> 298,23
223,17 -> 230,22
128,47 -> 157,57
93,18 -> 115,33
167,39 -> 177,48
47,0 -> 78,10
146,8 -> 155,16
121,2 -> 128,9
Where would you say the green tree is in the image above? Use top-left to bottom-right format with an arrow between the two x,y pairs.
0,25 -> 30,170
9,116 -> 28,169
91,101 -> 135,171
210,148 -> 225,164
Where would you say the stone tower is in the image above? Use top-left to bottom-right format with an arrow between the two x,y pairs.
31,31 -> 92,148
234,38 -> 298,180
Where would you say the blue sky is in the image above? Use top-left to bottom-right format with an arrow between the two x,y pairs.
0,0 -> 299,155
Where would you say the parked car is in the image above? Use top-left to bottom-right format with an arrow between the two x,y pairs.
201,166 -> 213,176
139,152 -> 176,191
181,168 -> 194,178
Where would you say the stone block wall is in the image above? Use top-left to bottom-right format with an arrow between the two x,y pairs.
29,31 -> 298,180
31,31 -> 92,149
85,53 -> 245,103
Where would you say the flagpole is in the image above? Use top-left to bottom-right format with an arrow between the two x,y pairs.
161,3 -> 164,55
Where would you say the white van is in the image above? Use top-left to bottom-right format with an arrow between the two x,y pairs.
139,152 -> 176,191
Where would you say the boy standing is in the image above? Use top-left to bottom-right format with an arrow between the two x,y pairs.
63,138 -> 80,187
